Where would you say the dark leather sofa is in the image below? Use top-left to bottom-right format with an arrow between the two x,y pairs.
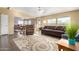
26,25 -> 34,35
41,26 -> 65,38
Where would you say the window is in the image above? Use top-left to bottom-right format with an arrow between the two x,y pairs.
18,20 -> 23,25
28,20 -> 31,25
37,20 -> 41,28
47,19 -> 56,25
24,21 -> 28,25
57,17 -> 70,25
24,20 -> 32,25
47,17 -> 70,26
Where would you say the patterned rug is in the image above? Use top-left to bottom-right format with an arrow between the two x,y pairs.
13,34 -> 59,51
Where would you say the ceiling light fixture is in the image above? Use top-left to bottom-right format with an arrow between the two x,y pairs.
7,7 -> 12,10
38,7 -> 45,14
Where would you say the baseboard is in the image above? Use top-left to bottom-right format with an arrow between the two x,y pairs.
0,34 -> 14,36
0,34 -> 8,36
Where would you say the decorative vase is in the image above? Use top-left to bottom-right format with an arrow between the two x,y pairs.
68,39 -> 76,45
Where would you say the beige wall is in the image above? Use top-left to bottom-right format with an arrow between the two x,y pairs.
0,8 -> 33,34
0,15 -> 1,33
0,8 -> 79,34
37,10 -> 79,27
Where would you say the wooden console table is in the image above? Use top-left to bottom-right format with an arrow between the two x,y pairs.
57,39 -> 79,51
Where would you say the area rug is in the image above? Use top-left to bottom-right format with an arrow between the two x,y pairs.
13,34 -> 59,51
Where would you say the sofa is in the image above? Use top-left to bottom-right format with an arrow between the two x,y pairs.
26,25 -> 34,35
62,33 -> 79,42
41,26 -> 65,38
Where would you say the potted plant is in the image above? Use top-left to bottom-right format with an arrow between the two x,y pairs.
66,23 -> 78,45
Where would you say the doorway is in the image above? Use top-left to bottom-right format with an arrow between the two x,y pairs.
1,14 -> 8,35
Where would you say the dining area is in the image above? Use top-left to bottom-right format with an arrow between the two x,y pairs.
14,24 -> 34,35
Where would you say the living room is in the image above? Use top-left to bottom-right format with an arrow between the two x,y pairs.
0,7 -> 79,51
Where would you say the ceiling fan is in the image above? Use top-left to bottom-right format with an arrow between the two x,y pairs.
38,7 -> 45,14
6,7 -> 10,9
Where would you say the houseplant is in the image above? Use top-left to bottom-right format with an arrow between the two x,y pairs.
66,22 -> 78,45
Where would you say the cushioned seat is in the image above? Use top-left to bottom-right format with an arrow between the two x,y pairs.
41,26 -> 65,38
62,33 -> 79,42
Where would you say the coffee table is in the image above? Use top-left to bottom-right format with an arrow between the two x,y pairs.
57,39 -> 79,51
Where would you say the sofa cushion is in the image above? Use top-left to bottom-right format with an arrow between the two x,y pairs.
44,26 -> 56,30
51,30 -> 64,33
56,26 -> 64,31
42,29 -> 64,33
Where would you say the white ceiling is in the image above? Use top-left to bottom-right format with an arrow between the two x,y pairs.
14,7 -> 79,17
